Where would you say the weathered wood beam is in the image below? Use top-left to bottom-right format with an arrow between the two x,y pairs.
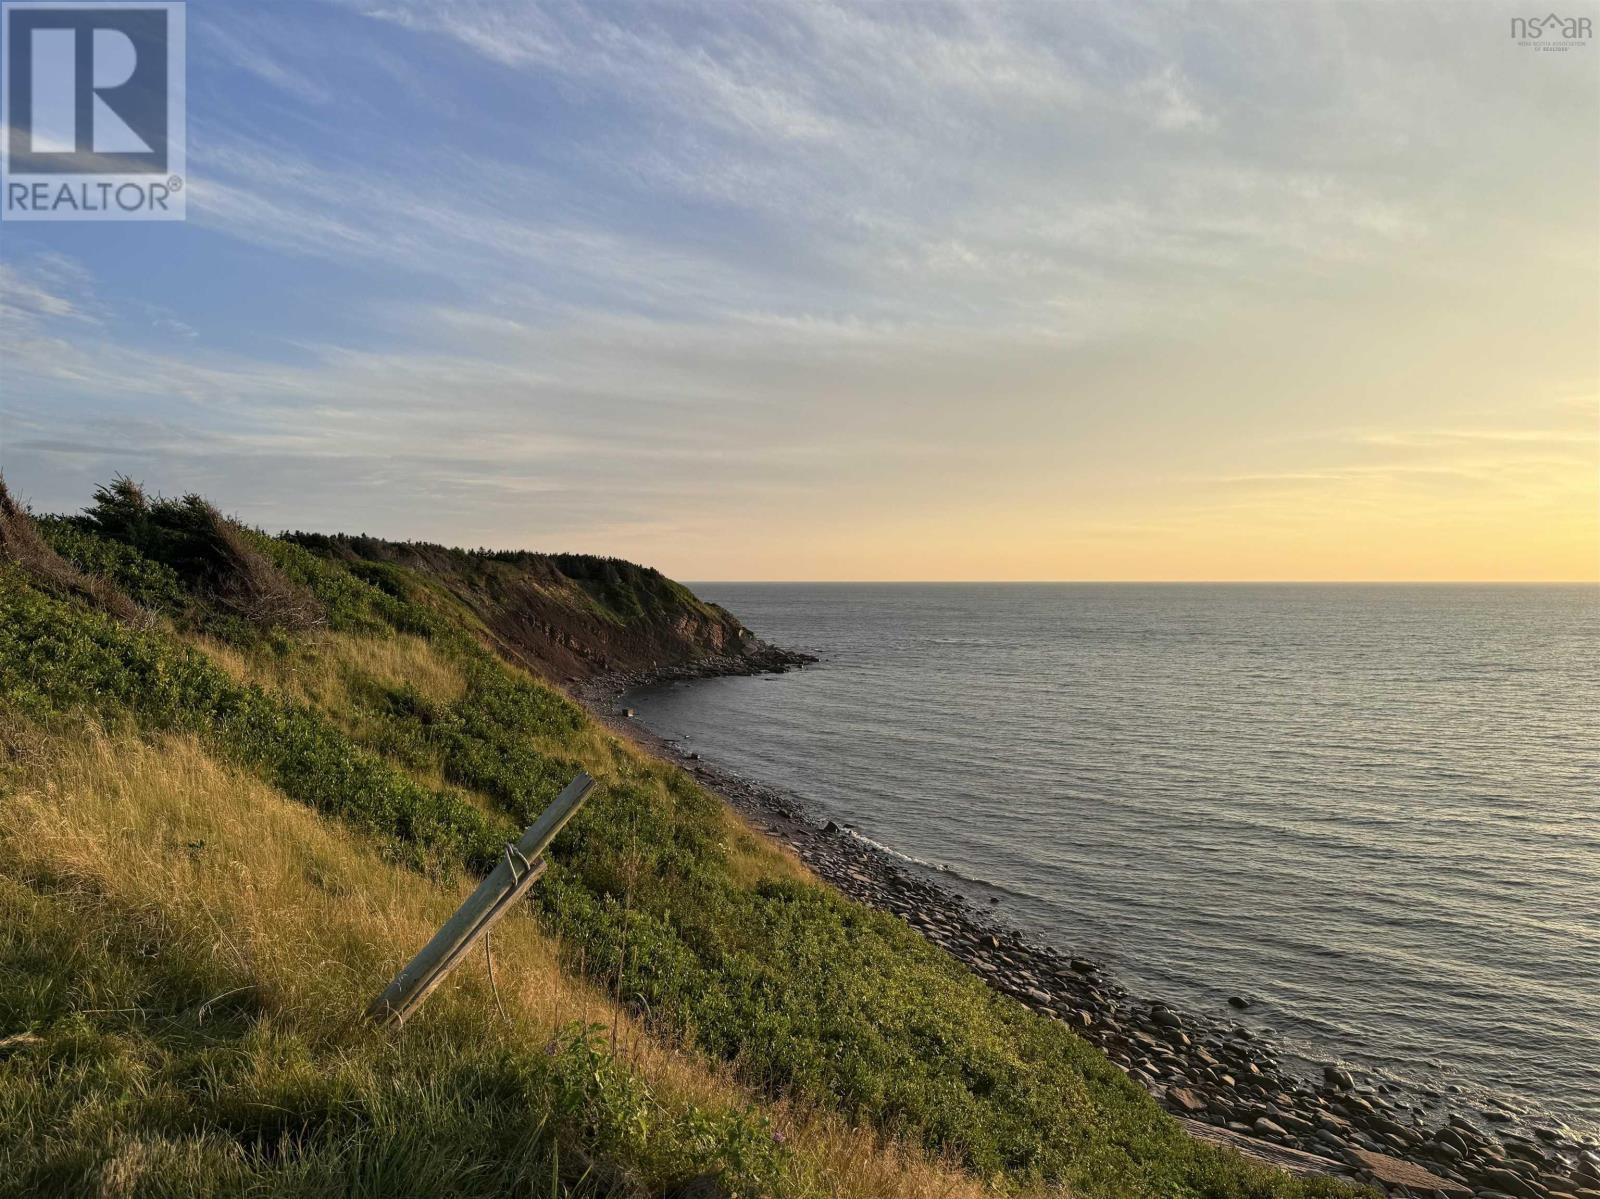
366,771 -> 596,1026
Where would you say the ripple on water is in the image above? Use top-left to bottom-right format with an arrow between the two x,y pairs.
630,583 -> 1600,1135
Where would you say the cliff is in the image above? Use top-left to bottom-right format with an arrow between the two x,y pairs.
285,532 -> 812,684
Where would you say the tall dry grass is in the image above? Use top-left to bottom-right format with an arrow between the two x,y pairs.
0,723 -> 989,1198
195,630 -> 469,711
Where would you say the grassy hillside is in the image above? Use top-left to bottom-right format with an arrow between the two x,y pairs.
0,479 -> 1361,1199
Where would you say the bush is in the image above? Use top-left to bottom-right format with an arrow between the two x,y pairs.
79,479 -> 324,633
32,516 -> 186,613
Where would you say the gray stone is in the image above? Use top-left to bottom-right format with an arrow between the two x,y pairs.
1478,1167 -> 1544,1199
1324,1065 -> 1356,1091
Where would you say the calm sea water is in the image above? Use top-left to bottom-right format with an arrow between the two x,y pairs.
627,584 -> 1600,1135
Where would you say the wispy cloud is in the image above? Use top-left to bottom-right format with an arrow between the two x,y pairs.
205,20 -> 333,106
0,255 -> 102,327
3,0 -> 1594,577
190,0 -> 1442,330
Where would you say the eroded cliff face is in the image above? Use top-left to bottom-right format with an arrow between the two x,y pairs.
293,533 -> 811,684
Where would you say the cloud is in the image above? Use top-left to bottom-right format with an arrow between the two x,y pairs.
1204,415 -> 1598,519
1129,64 -> 1215,132
4,1 -> 1594,577
204,20 -> 333,106
149,315 -> 199,340
0,255 -> 101,328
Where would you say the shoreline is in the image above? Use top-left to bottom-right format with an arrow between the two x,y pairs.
575,660 -> 1598,1199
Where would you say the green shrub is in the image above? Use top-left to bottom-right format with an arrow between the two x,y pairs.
33,517 -> 186,613
255,535 -> 453,639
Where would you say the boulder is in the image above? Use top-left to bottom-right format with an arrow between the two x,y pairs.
1432,1126 -> 1469,1153
1477,1166 -> 1545,1199
1167,1088 -> 1207,1114
1323,1065 -> 1355,1091
1343,1148 -> 1471,1198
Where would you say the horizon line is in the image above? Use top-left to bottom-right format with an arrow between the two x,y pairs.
681,578 -> 1600,586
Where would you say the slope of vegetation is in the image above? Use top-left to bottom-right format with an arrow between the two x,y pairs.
0,726 -> 962,1199
0,478 -> 1361,1199
283,531 -> 779,682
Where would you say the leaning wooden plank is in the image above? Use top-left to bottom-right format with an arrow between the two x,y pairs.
366,771 -> 597,1026
384,856 -> 550,1027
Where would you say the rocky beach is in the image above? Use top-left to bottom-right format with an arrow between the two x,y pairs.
581,662 -> 1600,1199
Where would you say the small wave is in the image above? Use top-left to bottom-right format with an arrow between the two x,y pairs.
840,828 -> 1042,901
843,827 -> 949,872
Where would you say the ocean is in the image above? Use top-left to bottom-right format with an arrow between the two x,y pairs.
624,583 -> 1600,1136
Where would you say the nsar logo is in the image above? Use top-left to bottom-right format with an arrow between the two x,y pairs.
1510,12 -> 1592,49
2,1 -> 186,221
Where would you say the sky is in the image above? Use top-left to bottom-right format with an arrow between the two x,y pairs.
1,0 -> 1596,581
